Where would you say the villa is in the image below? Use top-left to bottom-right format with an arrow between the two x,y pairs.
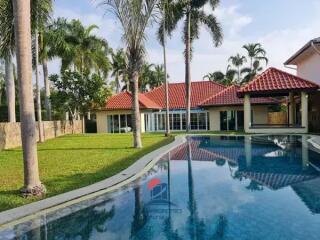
96,67 -> 319,134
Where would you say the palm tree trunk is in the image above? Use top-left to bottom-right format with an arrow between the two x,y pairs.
115,72 -> 120,93
13,0 -> 44,196
43,60 -> 51,120
162,1 -> 170,137
5,55 -> 16,122
132,71 -> 142,148
35,29 -> 44,143
185,10 -> 191,133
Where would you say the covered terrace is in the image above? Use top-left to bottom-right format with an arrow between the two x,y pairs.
237,67 -> 319,134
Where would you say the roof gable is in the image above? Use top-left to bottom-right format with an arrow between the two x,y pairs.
144,81 -> 226,109
200,85 -> 277,106
238,67 -> 319,97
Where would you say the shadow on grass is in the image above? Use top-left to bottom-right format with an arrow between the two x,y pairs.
43,137 -> 173,197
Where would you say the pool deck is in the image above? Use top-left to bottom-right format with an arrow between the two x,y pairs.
0,135 -> 186,228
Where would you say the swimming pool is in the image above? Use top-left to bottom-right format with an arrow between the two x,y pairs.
1,135 -> 320,240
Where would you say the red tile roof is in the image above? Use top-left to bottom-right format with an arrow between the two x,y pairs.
200,85 -> 278,106
104,91 -> 162,110
144,81 -> 226,109
238,67 -> 319,97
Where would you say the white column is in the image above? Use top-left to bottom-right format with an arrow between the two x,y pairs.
301,91 -> 309,131
244,94 -> 251,132
289,92 -> 295,125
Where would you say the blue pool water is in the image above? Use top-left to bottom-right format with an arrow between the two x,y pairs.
1,135 -> 320,240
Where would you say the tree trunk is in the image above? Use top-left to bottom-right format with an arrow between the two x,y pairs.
163,0 -> 170,137
13,0 -> 44,196
35,29 -> 44,143
185,11 -> 191,133
132,71 -> 142,148
115,72 -> 120,94
5,55 -> 16,122
43,60 -> 51,120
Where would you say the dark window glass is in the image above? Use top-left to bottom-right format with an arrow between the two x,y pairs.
127,114 -> 132,131
199,113 -> 206,130
181,113 -> 186,130
220,111 -> 228,130
107,115 -> 113,133
191,113 -> 198,130
237,111 -> 244,130
228,111 -> 236,131
169,114 -> 173,130
173,114 -> 181,130
158,114 -> 165,131
113,115 -> 120,133
120,115 -> 126,132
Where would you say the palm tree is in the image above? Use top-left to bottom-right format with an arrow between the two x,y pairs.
242,43 -> 268,70
0,62 -> 5,106
157,0 -> 172,136
12,0 -> 44,196
161,0 -> 223,132
100,0 -> 158,148
139,63 -> 154,92
151,64 -> 166,89
240,60 -> 263,84
0,0 -> 16,122
203,66 -> 237,86
228,53 -> 246,83
110,48 -> 127,93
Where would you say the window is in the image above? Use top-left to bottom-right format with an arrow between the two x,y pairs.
220,111 -> 228,130
182,113 -> 186,130
107,115 -> 113,133
158,114 -> 165,131
191,113 -> 198,130
199,113 -> 206,130
172,113 -> 181,130
228,111 -> 236,131
237,111 -> 244,130
120,115 -> 126,133
107,114 -> 132,133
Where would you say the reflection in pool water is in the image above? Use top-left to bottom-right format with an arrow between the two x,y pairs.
1,135 -> 320,240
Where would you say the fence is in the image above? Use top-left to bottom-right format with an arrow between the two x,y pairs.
268,112 -> 288,125
0,120 -> 83,150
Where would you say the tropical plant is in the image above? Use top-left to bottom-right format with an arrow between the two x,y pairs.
203,66 -> 237,86
139,63 -> 154,92
110,48 -> 127,93
12,0 -> 45,196
157,0 -> 172,136
160,0 -> 223,132
0,0 -> 16,122
49,18 -> 111,75
228,53 -> 246,83
242,43 -> 268,82
243,43 -> 268,69
240,60 -> 263,84
151,64 -> 166,89
100,0 -> 158,148
50,71 -> 111,124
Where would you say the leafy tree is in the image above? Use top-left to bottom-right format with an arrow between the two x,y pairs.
241,60 -> 263,84
160,0 -> 223,132
50,71 -> 111,122
139,63 -> 155,92
228,53 -> 246,83
100,0 -> 158,148
151,64 -> 166,89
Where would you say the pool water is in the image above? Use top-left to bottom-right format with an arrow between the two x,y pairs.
1,135 -> 320,240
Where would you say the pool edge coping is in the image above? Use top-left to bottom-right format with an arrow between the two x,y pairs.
0,135 -> 186,228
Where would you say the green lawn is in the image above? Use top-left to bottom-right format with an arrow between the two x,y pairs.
0,133 -> 173,212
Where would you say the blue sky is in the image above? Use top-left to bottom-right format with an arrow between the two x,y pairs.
49,0 -> 320,82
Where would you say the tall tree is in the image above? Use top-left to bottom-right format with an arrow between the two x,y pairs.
228,53 -> 246,83
13,0 -> 44,196
242,43 -> 268,70
0,61 -> 5,105
203,66 -> 237,86
100,0 -> 158,148
161,0 -> 223,132
0,0 -> 16,122
110,48 -> 127,93
157,0 -> 171,136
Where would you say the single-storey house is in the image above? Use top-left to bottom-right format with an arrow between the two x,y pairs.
96,66 -> 319,134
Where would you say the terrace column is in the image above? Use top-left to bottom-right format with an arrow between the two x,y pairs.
289,92 -> 295,125
244,94 -> 251,133
301,91 -> 309,132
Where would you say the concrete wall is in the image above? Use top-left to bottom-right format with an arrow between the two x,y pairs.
296,51 -> 320,85
0,120 -> 83,150
207,105 -> 269,131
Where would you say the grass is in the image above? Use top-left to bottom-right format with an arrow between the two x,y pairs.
0,133 -> 173,213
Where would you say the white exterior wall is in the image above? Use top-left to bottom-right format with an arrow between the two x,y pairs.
296,52 -> 320,84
